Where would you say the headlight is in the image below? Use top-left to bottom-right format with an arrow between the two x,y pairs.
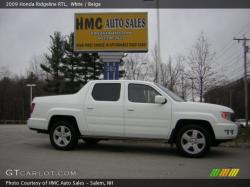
221,112 -> 235,121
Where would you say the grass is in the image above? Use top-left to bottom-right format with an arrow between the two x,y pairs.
234,127 -> 250,143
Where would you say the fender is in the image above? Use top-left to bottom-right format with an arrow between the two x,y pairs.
171,111 -> 217,132
46,107 -> 86,133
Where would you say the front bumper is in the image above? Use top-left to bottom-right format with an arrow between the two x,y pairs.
213,122 -> 238,140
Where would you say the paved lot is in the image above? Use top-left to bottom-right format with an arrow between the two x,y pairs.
0,125 -> 250,179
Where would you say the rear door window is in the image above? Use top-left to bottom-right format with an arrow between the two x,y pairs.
92,83 -> 121,101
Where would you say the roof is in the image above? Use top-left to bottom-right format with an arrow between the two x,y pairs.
89,79 -> 154,84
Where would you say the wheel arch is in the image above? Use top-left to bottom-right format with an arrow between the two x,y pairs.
169,119 -> 216,145
48,115 -> 81,136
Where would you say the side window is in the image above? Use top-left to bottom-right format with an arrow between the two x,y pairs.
128,84 -> 161,103
92,83 -> 121,101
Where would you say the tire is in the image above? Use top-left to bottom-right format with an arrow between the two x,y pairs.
49,121 -> 78,150
83,138 -> 100,145
176,125 -> 211,158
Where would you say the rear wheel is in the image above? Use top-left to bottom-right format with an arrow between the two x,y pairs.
50,121 -> 78,150
176,125 -> 211,158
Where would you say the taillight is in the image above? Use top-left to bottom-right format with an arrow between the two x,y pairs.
31,103 -> 35,114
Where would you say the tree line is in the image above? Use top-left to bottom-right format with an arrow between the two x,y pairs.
205,79 -> 250,119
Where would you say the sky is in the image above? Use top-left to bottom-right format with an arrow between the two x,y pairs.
0,9 -> 250,81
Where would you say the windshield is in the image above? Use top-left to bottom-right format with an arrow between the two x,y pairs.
154,83 -> 185,102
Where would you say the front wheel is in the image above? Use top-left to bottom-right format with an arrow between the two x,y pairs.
176,125 -> 211,158
50,121 -> 78,150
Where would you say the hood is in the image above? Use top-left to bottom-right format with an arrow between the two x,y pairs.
175,101 -> 234,113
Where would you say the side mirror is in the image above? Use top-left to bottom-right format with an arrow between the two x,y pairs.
155,95 -> 167,104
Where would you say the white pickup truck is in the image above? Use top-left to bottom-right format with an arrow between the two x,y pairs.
28,80 -> 238,157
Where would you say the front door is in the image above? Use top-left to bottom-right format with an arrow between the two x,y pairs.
124,83 -> 171,139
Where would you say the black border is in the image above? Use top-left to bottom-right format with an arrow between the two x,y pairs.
1,0 -> 250,9
1,179 -> 250,187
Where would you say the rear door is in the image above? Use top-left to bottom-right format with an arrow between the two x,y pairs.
85,82 -> 124,137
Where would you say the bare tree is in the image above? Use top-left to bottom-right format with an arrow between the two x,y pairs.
151,45 -> 160,83
0,66 -> 11,79
187,32 -> 216,102
159,60 -> 168,87
177,62 -> 189,100
123,53 -> 151,80
159,56 -> 184,92
27,55 -> 47,80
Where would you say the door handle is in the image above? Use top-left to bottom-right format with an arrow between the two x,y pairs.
127,108 -> 134,111
87,107 -> 94,110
